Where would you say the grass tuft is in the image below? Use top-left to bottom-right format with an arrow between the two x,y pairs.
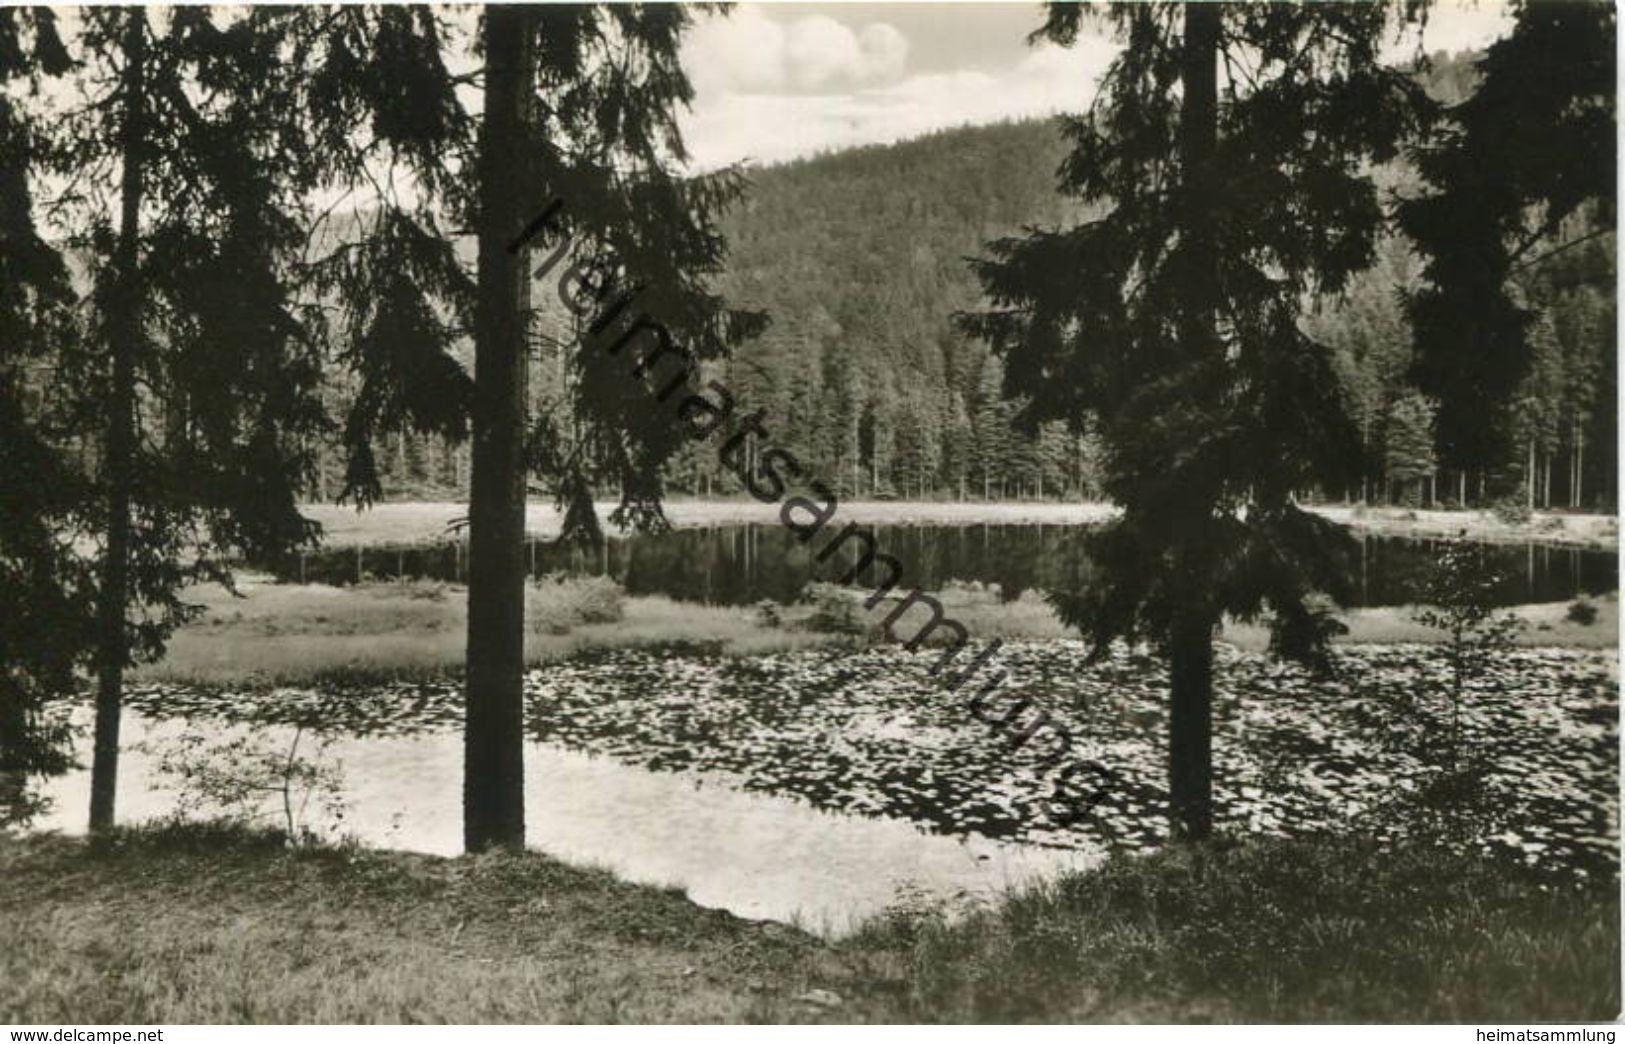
845,836 -> 1620,1022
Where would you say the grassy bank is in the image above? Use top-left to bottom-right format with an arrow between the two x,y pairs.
298,498 -> 1619,550
135,576 -> 1617,688
1220,595 -> 1619,652
135,577 -> 831,687
845,835 -> 1620,1022
1,825 -> 1614,1023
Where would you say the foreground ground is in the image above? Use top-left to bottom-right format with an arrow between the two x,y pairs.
300,498 -> 1620,550
0,825 -> 1614,1023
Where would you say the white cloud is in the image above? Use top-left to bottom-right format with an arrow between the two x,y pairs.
785,16 -> 860,88
858,23 -> 909,83
680,34 -> 1115,172
677,2 -> 1513,175
683,8 -> 788,95
681,9 -> 911,96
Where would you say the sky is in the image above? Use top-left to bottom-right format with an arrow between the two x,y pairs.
676,1 -> 1519,172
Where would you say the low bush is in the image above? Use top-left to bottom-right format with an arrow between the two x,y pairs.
753,599 -> 784,628
1566,598 -> 1600,626
800,582 -> 871,635
143,726 -> 347,844
1491,498 -> 1534,526
527,574 -> 626,635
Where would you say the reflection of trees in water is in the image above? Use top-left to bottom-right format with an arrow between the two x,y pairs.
266,526 -> 1615,609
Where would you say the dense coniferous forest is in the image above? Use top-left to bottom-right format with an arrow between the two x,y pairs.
338,49 -> 1614,511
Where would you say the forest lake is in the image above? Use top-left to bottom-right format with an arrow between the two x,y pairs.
24,516 -> 1621,936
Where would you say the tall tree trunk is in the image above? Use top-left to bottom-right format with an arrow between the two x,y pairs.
1573,421 -> 1583,509
90,10 -> 146,836
464,4 -> 536,853
851,413 -> 860,497
1168,610 -> 1214,838
1167,1 -> 1220,842
1527,438 -> 1536,511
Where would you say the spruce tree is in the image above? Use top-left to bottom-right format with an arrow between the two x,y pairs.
304,5 -> 760,851
53,8 -> 327,831
963,2 -> 1429,838
1384,390 -> 1437,506
0,8 -> 91,819
1401,0 -> 1615,485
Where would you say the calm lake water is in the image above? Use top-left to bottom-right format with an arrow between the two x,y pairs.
32,708 -> 1100,935
270,522 -> 1618,607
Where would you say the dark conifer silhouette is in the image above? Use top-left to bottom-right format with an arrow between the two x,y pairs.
57,8 -> 326,831
302,5 -> 760,851
962,2 -> 1431,838
1401,0 -> 1615,490
0,8 -> 90,819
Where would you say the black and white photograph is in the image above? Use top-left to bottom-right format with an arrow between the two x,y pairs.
0,0 -> 1618,1028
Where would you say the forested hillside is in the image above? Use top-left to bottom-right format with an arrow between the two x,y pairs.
354,50 -> 1615,511
693,117 -> 1089,501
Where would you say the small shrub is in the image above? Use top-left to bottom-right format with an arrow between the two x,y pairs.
528,574 -> 625,635
801,582 -> 869,635
1375,543 -> 1528,840
146,726 -> 347,844
752,599 -> 784,628
1566,598 -> 1600,626
1491,498 -> 1534,526
1413,541 -> 1526,707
